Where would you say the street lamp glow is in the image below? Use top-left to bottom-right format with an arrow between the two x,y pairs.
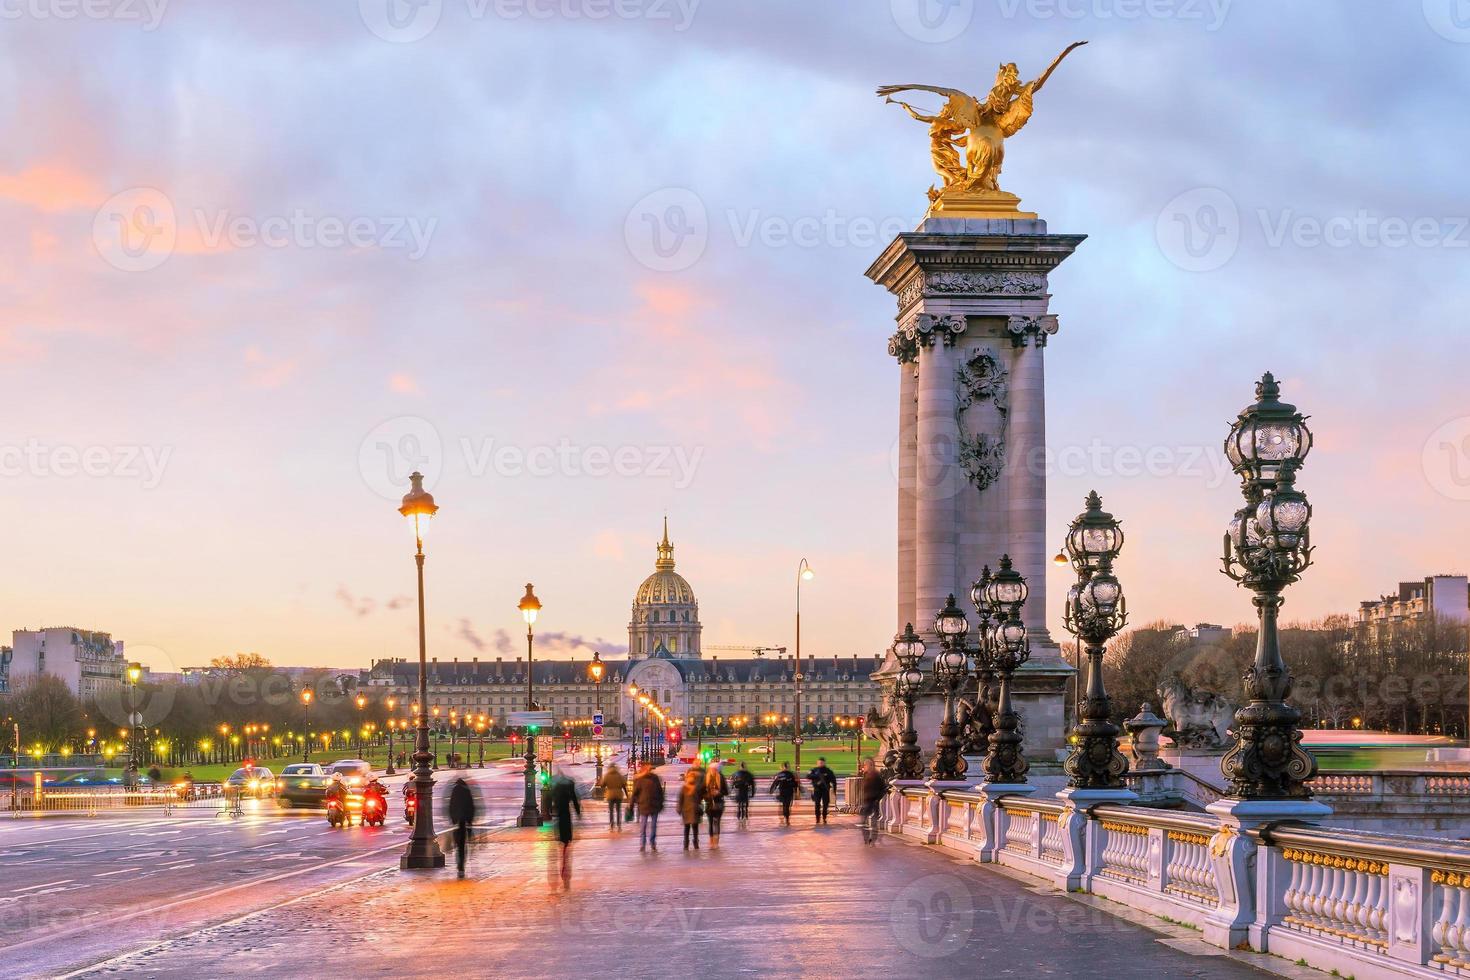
126,662 -> 142,684
519,583 -> 542,626
399,471 -> 438,542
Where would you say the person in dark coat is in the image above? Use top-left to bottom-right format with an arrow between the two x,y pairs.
770,763 -> 798,826
629,762 -> 665,852
857,758 -> 889,845
447,777 -> 476,878
598,763 -> 629,830
548,767 -> 581,889
703,764 -> 729,845
731,763 -> 756,821
677,768 -> 705,850
807,757 -> 838,826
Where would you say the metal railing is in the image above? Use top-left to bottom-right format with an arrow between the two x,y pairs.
6,783 -> 228,817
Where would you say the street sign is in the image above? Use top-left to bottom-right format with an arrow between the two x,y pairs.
592,724 -> 604,738
506,710 -> 554,729
592,712 -> 604,727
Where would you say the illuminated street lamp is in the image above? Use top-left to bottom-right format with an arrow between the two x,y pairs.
589,652 -> 605,795
300,688 -> 313,762
399,471 -> 445,869
385,697 -> 398,775
1220,374 -> 1319,801
794,558 -> 814,774
125,662 -> 143,776
517,582 -> 543,828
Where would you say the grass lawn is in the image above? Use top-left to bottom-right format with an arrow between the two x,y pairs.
675,738 -> 871,778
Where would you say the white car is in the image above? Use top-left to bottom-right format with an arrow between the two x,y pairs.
323,759 -> 373,787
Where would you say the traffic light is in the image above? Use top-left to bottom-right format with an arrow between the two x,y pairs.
527,724 -> 539,734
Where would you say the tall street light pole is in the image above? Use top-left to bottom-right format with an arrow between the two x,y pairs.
385,698 -> 397,775
794,558 -> 814,776
300,689 -> 312,763
355,694 -> 367,761
400,471 -> 445,869
125,663 -> 142,777
517,583 -> 543,827
589,652 -> 605,797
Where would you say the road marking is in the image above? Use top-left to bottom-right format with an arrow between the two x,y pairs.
93,868 -> 142,878
159,860 -> 195,868
12,879 -> 74,892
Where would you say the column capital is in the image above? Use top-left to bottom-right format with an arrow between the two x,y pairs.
890,312 -> 967,363
1007,314 -> 1060,348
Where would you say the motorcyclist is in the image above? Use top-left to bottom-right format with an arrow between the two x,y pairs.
363,777 -> 388,823
402,780 -> 418,825
324,774 -> 348,824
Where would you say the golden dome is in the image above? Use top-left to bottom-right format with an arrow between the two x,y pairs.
634,518 -> 697,607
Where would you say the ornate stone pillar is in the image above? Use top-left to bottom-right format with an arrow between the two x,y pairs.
894,347 -> 918,636
1006,314 -> 1058,647
913,315 -> 965,639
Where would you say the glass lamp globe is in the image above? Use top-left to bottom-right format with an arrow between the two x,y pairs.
934,594 -> 969,640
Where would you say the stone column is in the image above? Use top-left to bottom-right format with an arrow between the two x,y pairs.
896,356 -> 918,636
913,323 -> 963,640
1006,315 -> 1058,646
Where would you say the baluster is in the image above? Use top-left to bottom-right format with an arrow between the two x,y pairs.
1453,882 -> 1470,968
1331,862 -> 1354,935
1305,859 -> 1327,926
1349,867 -> 1371,942
1433,879 -> 1457,963
1283,854 -> 1304,925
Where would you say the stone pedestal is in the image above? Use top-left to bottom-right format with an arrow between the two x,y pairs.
974,782 -> 1036,863
868,215 -> 1082,767
1203,797 -> 1332,950
1054,785 -> 1139,891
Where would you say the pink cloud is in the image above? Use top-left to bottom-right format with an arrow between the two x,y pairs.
388,372 -> 419,394
0,164 -> 103,213
243,346 -> 299,389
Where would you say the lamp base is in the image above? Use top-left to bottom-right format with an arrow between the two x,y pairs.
400,840 -> 446,870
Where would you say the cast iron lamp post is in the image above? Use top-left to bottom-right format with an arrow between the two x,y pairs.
1061,492 -> 1130,790
384,698 -> 397,775
125,662 -> 142,777
794,558 -> 814,775
627,684 -> 639,766
887,624 -> 926,779
973,555 -> 1031,785
355,694 -> 367,760
517,583 -> 543,827
1221,373 -> 1318,800
930,595 -> 971,781
399,471 -> 445,868
589,653 -> 605,796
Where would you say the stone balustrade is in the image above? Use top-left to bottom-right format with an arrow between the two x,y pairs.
890,782 -> 1470,978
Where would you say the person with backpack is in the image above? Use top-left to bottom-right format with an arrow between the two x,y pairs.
630,761 -> 665,852
731,763 -> 756,822
770,762 -> 798,826
806,757 -> 838,826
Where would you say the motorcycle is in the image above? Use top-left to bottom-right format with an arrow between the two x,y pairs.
326,796 -> 348,828
362,790 -> 387,828
403,790 -> 418,827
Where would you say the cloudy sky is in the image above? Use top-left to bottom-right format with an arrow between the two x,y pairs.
2,1 -> 1468,672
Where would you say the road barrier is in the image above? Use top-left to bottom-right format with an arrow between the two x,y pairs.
5,783 -> 229,817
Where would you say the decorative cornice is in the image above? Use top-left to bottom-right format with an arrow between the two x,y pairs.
1007,314 -> 1060,348
896,271 -> 1047,310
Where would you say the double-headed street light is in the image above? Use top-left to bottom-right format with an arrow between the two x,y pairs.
399,471 -> 445,869
930,595 -> 971,781
972,555 -> 1031,785
1221,373 -> 1318,800
1061,492 -> 1130,790
887,624 -> 926,779
517,582 -> 543,828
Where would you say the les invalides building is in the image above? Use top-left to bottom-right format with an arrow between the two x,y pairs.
365,522 -> 880,733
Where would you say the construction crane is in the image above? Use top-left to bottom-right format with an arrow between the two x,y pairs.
706,645 -> 787,658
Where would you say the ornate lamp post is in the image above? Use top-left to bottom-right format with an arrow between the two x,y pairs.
589,652 -> 605,795
794,558 -> 814,775
973,555 -> 1031,786
930,595 -> 971,781
355,694 -> 367,760
516,582 -> 543,828
1061,492 -> 1130,791
627,684 -> 640,766
886,624 -> 926,780
125,662 -> 142,777
399,471 -> 445,869
1220,373 -> 1318,801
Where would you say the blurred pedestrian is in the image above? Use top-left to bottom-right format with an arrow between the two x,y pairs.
598,762 -> 628,831
770,762 -> 798,826
732,763 -> 756,822
630,761 -> 665,853
704,763 -> 729,845
678,768 -> 705,850
807,757 -> 837,826
548,766 -> 581,889
857,757 -> 888,845
447,777 -> 476,878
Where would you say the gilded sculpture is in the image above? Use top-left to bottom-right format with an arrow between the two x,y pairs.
879,41 -> 1087,217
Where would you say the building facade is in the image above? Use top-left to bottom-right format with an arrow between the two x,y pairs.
9,628 -> 127,701
1357,575 -> 1470,638
364,524 -> 882,731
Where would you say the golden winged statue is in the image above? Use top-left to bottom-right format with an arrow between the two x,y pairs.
879,41 -> 1086,217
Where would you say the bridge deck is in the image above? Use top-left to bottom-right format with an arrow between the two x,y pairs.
70,806 -> 1289,979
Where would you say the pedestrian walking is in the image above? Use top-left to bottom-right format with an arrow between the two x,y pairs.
548,766 -> 581,890
732,763 -> 755,822
857,757 -> 888,845
630,761 -> 665,852
447,777 -> 476,878
599,762 -> 629,830
678,768 -> 705,850
770,762 -> 798,826
807,757 -> 837,826
704,763 -> 729,845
